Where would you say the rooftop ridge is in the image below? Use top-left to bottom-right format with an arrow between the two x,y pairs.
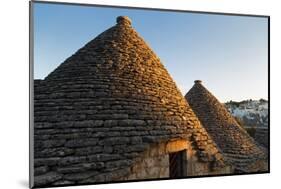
194,80 -> 202,84
116,16 -> 132,26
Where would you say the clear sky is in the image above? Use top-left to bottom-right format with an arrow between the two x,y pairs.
33,2 -> 268,102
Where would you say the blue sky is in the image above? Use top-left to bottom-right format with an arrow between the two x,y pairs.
33,2 -> 268,102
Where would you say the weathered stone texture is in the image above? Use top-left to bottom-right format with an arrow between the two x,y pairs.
124,140 -> 229,181
124,143 -> 170,180
246,127 -> 268,149
185,81 -> 268,173
33,16 -> 227,187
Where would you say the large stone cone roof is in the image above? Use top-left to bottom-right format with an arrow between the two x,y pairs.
185,80 -> 268,173
34,16 -> 225,186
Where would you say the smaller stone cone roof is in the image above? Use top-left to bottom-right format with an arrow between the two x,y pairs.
185,80 -> 268,173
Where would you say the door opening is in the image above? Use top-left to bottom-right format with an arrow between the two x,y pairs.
169,150 -> 186,178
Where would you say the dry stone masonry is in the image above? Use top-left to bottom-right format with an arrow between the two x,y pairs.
245,127 -> 268,149
33,16 -> 228,187
253,128 -> 269,149
185,80 -> 268,173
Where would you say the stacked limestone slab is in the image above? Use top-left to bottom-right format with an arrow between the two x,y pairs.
254,128 -> 269,149
185,80 -> 268,173
246,127 -> 269,149
33,16 -> 226,187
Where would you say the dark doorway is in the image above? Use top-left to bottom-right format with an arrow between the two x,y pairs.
169,150 -> 186,178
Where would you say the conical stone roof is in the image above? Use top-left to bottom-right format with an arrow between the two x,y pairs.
34,16 -> 226,187
185,80 -> 268,173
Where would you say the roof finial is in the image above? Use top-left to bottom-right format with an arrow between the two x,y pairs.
116,16 -> 132,26
194,80 -> 202,84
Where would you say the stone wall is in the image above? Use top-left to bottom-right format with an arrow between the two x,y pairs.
255,128 -> 269,149
124,143 -> 169,180
124,139 -> 232,181
245,127 -> 268,149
